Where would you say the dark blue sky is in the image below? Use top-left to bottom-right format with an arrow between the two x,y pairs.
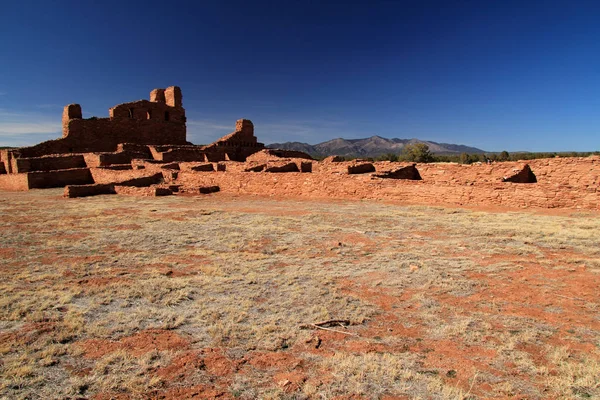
1,0 -> 599,151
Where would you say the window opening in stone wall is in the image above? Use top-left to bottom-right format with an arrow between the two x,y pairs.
147,110 -> 152,119
128,108 -> 134,119
164,111 -> 170,121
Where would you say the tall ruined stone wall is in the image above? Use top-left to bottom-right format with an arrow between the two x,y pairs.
201,119 -> 264,161
0,149 -> 10,173
14,86 -> 187,158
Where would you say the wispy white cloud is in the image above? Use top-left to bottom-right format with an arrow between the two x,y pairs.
186,119 -> 234,145
186,117 -> 354,146
187,120 -> 232,130
0,109 -> 61,146
0,111 -> 355,147
0,91 -> 6,96
0,122 -> 61,136
35,103 -> 63,110
258,119 -> 351,145
0,109 -> 28,118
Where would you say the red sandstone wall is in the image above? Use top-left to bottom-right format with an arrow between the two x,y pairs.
415,157 -> 600,187
416,162 -> 528,184
26,168 -> 94,189
1,143 -> 598,210
173,156 -> 599,210
14,155 -> 86,173
529,157 -> 599,189
246,149 -> 313,163
7,140 -> 73,160
13,87 -> 187,158
176,170 -> 598,210
83,150 -> 151,168
109,100 -> 184,122
201,119 -> 264,161
13,118 -> 186,158
64,184 -> 115,198
1,149 -> 14,173
152,147 -> 209,162
2,168 -> 92,189
89,168 -> 163,185
68,117 -> 186,150
0,174 -> 29,190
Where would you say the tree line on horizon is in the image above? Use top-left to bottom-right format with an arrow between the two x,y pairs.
2,144 -> 597,164
321,143 -> 599,164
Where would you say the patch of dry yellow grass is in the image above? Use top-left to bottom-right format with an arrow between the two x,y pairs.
0,189 -> 599,398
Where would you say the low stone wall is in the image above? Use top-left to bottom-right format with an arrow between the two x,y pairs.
246,149 -> 313,162
347,163 -> 376,174
27,168 -> 94,189
2,154 -> 598,210
373,164 -> 422,180
173,156 -> 599,210
13,155 -> 86,173
117,173 -> 164,187
83,151 -> 150,167
159,148 -> 209,162
65,184 -> 116,198
90,168 -> 162,185
0,174 -> 29,190
529,157 -> 599,189
415,157 -> 600,186
175,170 -> 598,210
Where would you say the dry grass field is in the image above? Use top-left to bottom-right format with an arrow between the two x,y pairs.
1,189 -> 599,399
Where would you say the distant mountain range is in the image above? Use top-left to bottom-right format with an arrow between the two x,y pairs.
267,136 -> 486,158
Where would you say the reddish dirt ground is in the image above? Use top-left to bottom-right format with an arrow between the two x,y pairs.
1,189 -> 599,399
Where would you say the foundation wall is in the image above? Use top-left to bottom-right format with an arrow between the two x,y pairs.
174,156 -> 599,210
415,157 -> 600,187
158,149 -> 209,162
176,170 -> 598,210
90,168 -> 163,185
64,184 -> 116,198
83,151 -> 151,168
26,168 -> 94,189
0,173 -> 29,190
14,155 -> 86,173
528,157 -> 599,188
246,149 -> 313,163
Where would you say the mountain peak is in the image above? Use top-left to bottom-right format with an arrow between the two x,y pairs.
267,137 -> 485,157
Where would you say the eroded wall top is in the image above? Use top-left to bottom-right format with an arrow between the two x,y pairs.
19,86 -> 188,157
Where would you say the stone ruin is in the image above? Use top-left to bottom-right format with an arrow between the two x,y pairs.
0,87 -> 264,191
0,87 -> 599,210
